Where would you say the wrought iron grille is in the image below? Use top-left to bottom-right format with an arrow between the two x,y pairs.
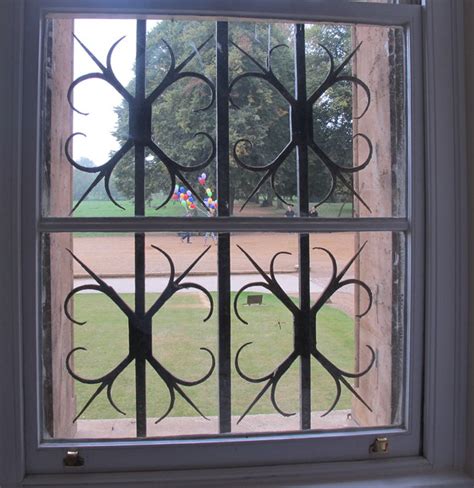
60,19 -> 379,437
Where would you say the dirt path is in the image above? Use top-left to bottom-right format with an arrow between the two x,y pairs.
73,232 -> 356,278
73,232 -> 357,317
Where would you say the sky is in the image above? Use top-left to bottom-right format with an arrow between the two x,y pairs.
72,19 -> 158,164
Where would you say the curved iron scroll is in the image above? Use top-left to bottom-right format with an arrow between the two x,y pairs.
230,37 -> 373,212
234,243 -> 374,423
64,246 -> 215,423
66,33 -> 216,213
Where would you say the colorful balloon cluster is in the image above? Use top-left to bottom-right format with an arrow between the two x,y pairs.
198,173 -> 218,210
171,173 -> 218,211
171,186 -> 197,209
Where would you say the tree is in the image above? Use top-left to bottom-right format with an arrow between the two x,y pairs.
305,23 -> 355,204
112,21 -> 355,212
113,20 -> 218,208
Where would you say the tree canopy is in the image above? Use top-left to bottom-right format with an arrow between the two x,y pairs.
112,21 -> 354,212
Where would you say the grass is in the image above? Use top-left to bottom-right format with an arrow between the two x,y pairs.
72,199 -> 353,219
312,202 -> 353,218
72,291 -> 356,420
72,199 -> 185,218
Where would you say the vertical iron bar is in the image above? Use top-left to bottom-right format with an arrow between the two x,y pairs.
295,24 -> 309,218
135,19 -> 146,217
299,234 -> 312,430
294,23 -> 312,430
216,22 -> 230,218
134,19 -> 147,438
216,21 -> 232,433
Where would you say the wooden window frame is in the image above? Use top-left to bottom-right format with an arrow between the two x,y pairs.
0,0 -> 470,486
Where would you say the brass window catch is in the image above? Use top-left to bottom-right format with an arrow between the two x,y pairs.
370,437 -> 389,454
63,449 -> 84,467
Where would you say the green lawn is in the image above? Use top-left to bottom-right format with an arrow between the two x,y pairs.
72,199 -> 185,218
71,199 -> 187,237
72,292 -> 356,420
70,199 -> 353,236
312,202 -> 353,218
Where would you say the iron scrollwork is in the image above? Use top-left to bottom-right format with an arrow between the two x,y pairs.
66,33 -> 216,213
230,36 -> 373,212
234,243 -> 375,423
59,19 -> 384,435
64,246 -> 215,423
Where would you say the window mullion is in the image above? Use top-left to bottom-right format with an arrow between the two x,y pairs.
293,23 -> 312,430
133,18 -> 148,438
216,20 -> 232,433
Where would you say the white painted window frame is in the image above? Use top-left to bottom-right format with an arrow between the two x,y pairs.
0,0 -> 470,486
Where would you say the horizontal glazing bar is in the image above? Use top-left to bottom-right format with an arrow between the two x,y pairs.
39,217 -> 409,233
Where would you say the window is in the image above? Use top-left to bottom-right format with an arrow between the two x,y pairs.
36,2 -> 422,461
42,14 -> 409,437
0,0 -> 469,485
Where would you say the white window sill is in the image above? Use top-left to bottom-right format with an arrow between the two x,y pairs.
22,458 -> 474,487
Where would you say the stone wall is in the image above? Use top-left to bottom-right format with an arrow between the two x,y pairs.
42,18 -> 75,438
352,25 -> 405,426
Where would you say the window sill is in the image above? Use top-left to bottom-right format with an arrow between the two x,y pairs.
22,457 -> 474,487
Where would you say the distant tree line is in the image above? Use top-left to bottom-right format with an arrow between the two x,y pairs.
73,157 -> 125,202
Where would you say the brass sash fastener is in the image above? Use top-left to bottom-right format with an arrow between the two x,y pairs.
370,437 -> 389,454
63,449 -> 84,467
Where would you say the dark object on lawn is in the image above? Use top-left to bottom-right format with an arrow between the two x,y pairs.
246,294 -> 263,306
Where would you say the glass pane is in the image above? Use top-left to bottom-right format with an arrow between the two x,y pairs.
42,232 -> 218,439
228,21 -> 406,217
42,17 -> 217,218
309,231 -> 406,428
42,17 -> 406,219
42,230 -> 405,440
228,21 -> 298,217
230,233 -> 300,432
229,231 -> 405,434
304,23 -> 406,218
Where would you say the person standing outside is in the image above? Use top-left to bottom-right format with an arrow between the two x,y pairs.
181,206 -> 197,243
285,205 -> 295,218
204,207 -> 217,245
310,205 -> 319,217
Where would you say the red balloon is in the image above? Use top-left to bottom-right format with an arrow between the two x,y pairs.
172,193 -> 179,201
182,194 -> 189,200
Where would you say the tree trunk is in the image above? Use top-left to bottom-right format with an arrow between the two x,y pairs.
260,196 -> 271,207
228,187 -> 235,215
